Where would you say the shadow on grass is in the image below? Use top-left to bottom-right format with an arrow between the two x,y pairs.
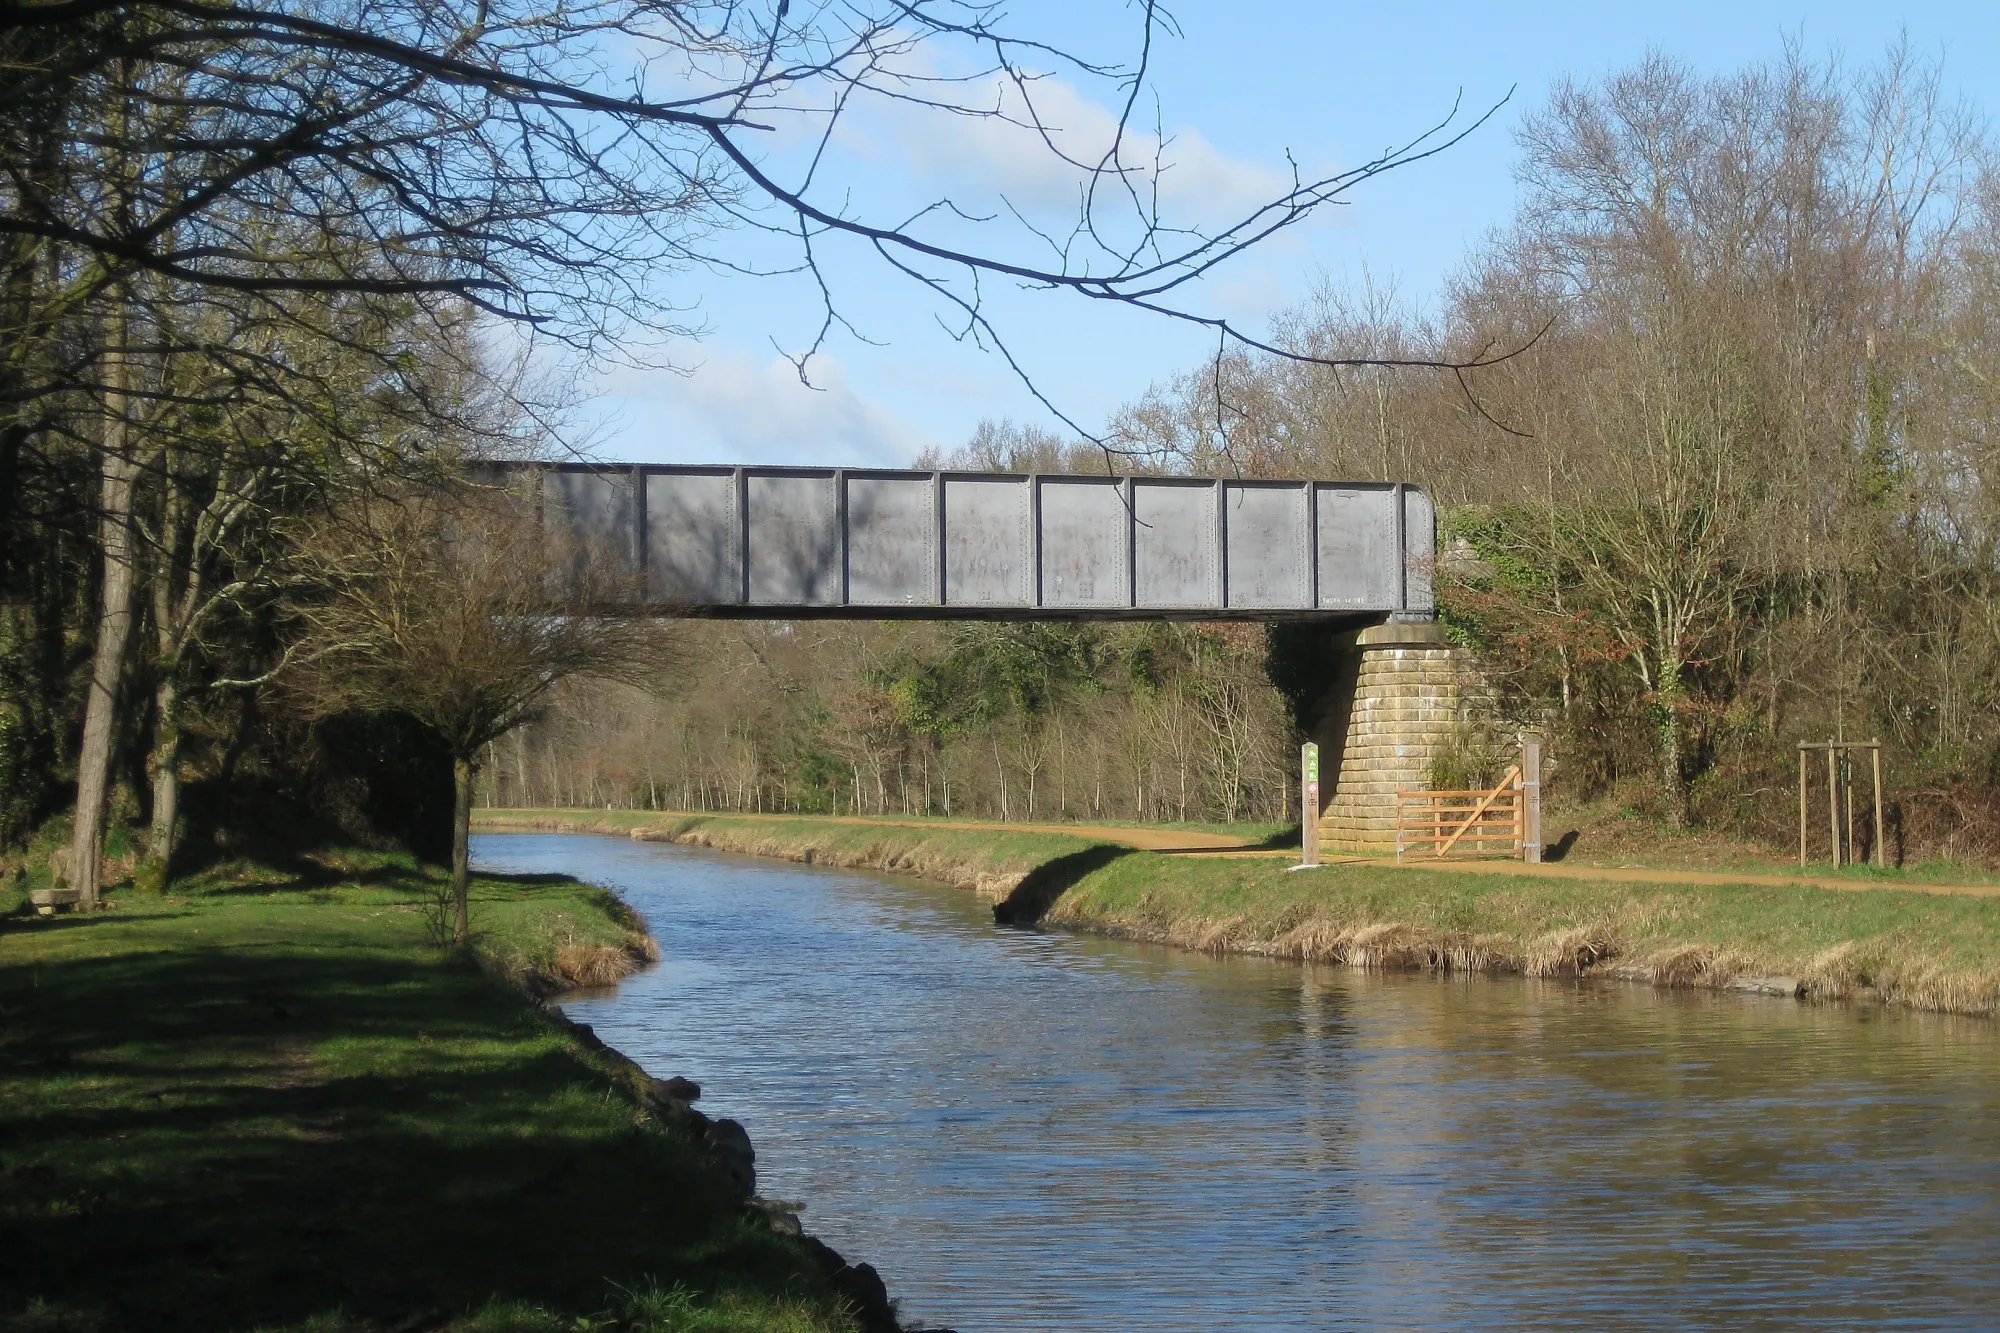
0,908 -> 199,939
992,845 -> 1133,926
0,934 -> 840,1332
194,865 -> 583,903
193,864 -> 418,897
1157,824 -> 1303,855
1246,824 -> 1304,853
1543,830 -> 1582,863
484,871 -> 590,889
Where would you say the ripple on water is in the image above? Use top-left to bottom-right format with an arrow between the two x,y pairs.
474,832 -> 2000,1333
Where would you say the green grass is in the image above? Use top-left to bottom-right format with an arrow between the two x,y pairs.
0,847 -> 861,1333
1047,852 -> 2000,1009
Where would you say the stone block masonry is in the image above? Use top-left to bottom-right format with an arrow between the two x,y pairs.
1314,621 -> 1476,853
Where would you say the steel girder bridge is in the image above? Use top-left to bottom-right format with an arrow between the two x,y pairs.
492,462 -> 1436,626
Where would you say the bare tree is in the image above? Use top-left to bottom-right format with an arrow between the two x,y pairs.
284,478 -> 677,941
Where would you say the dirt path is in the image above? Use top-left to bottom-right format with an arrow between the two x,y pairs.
482,809 -> 1256,853
1310,852 -> 2000,898
759,814 -> 1258,853
482,809 -> 2000,899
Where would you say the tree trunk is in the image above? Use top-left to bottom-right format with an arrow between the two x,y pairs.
146,673 -> 181,872
992,734 -> 1009,820
146,467 -> 186,878
514,726 -> 530,806
66,320 -> 138,907
1657,655 -> 1687,829
452,753 -> 473,944
1056,723 -> 1067,818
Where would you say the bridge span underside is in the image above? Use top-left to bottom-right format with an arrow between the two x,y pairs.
507,463 -> 1436,623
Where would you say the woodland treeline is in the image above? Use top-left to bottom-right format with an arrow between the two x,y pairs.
485,620 -> 1301,826
516,49 -> 2000,858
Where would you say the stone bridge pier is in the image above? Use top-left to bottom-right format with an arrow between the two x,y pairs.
1308,621 -> 1472,853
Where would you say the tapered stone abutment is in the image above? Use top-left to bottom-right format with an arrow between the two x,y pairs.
1312,621 -> 1472,854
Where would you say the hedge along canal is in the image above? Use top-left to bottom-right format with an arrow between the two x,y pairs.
473,809 -> 2000,1018
471,828 -> 2000,1333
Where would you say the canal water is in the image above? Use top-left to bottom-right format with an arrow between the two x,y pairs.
472,832 -> 2000,1331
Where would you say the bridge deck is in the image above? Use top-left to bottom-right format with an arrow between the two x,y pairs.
496,463 -> 1435,621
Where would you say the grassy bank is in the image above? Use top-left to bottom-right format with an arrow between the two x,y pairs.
479,810 -> 2000,1017
0,847 -> 872,1333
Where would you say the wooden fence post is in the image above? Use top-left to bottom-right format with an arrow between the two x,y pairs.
1520,735 -> 1542,863
1843,752 -> 1855,866
1798,747 -> 1807,867
1871,742 -> 1886,868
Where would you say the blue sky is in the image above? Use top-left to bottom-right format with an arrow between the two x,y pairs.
580,1 -> 2000,469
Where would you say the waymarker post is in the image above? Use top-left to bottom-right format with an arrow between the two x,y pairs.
1298,742 -> 1321,869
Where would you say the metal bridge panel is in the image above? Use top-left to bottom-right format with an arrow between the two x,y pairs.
748,472 -> 840,606
943,476 -> 1031,606
645,469 -> 738,603
1402,486 -> 1437,613
1315,486 -> 1397,609
547,469 -> 634,574
847,475 -> 936,607
1224,482 -> 1309,608
1133,480 -> 1216,608
1038,477 -> 1128,607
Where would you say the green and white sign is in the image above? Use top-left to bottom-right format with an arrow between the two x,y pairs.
1300,742 -> 1321,867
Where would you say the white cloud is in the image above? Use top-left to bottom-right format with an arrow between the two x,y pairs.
838,69 -> 1290,226
591,350 -> 941,468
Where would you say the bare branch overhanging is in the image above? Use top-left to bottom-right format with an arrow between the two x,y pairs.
3,0 -> 1524,403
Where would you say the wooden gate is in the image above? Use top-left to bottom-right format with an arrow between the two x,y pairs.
1396,766 -> 1524,860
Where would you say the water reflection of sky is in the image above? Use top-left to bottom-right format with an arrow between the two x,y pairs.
475,832 -> 2000,1332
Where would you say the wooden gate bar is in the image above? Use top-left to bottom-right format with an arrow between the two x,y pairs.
1394,765 -> 1528,861
1436,765 -> 1522,857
